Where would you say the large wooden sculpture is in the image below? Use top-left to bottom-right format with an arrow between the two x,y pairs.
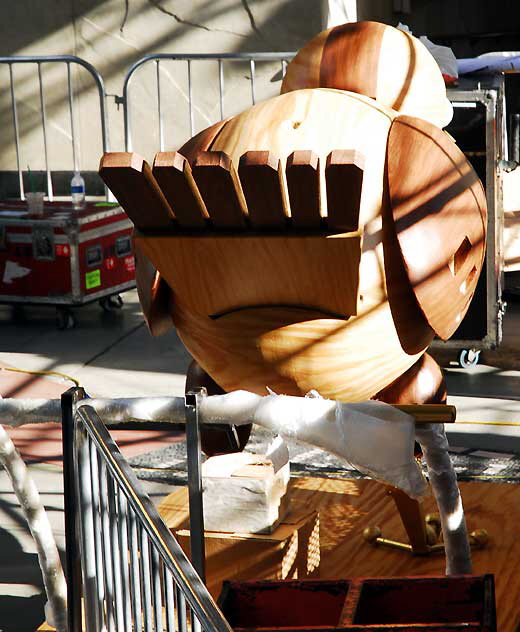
99,21 -> 486,445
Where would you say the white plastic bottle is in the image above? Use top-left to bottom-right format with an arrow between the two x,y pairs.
71,171 -> 86,209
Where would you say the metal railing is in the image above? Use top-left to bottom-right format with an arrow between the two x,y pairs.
0,55 -> 110,200
70,392 -> 232,632
121,52 -> 295,152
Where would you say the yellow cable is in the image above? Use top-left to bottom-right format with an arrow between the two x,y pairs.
2,367 -> 81,387
455,420 -> 520,427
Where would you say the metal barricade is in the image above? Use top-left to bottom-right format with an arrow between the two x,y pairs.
0,55 -> 110,200
67,390 -> 232,632
121,52 -> 295,153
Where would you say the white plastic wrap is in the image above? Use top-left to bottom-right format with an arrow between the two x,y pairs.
199,391 -> 427,498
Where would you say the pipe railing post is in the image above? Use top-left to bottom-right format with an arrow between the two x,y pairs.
184,388 -> 206,583
61,386 -> 87,632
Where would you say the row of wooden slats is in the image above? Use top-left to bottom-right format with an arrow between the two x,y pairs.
99,149 -> 364,233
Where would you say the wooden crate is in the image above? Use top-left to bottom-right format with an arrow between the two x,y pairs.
219,575 -> 497,631
158,487 -> 320,599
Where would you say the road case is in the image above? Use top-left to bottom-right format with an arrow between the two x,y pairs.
0,201 -> 135,327
431,76 -> 511,367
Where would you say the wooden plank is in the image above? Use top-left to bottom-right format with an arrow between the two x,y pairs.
152,151 -> 208,229
99,152 -> 175,230
134,234 -> 361,320
238,151 -> 288,228
285,150 -> 321,228
191,151 -> 248,229
325,149 -> 364,232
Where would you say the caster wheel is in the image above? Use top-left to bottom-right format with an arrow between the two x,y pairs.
12,305 -> 26,322
458,348 -> 480,369
99,294 -> 123,311
56,308 -> 75,330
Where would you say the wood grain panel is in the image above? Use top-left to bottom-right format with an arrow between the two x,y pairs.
281,21 -> 453,128
320,22 -> 381,99
152,151 -> 208,228
386,115 -> 487,340
161,478 -> 517,632
135,234 -> 360,319
98,152 -> 175,230
285,478 -> 517,632
325,150 -> 364,232
191,151 -> 248,229
165,301 -> 425,402
209,89 -> 393,229
238,151 -> 288,228
286,150 -> 321,228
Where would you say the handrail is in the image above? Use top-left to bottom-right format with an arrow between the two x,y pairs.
75,403 -> 233,631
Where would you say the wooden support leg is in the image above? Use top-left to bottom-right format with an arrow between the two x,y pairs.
364,353 -> 447,555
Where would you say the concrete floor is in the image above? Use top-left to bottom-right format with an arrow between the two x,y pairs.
1,289 -> 520,630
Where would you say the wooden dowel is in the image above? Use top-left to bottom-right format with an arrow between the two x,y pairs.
393,404 -> 456,423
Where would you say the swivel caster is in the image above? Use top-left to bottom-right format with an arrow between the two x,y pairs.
458,348 -> 480,369
99,294 -> 123,311
56,308 -> 76,330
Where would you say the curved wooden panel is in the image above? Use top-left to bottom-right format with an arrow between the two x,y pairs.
209,89 -> 393,228
171,302 -> 424,402
386,115 -> 487,340
375,353 -> 447,405
178,118 -> 230,162
281,21 -> 452,128
134,240 -> 173,337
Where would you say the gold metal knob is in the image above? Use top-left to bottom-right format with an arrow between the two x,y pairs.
469,529 -> 489,548
363,526 -> 382,544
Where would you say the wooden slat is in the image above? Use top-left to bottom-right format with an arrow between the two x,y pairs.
238,151 -> 288,228
191,151 -> 248,229
325,149 -> 364,232
152,151 -> 208,229
99,152 -> 175,230
285,150 -> 321,228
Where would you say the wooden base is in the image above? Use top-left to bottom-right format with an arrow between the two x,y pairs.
38,478 -> 518,632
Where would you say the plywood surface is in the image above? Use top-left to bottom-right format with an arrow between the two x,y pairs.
285,478 -> 518,632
